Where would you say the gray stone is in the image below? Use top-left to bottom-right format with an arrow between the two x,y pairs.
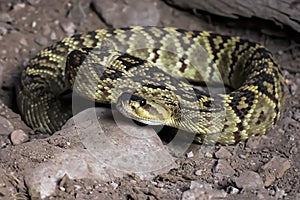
34,36 -> 48,46
0,116 -> 14,136
233,171 -> 264,190
25,149 -> 124,198
92,0 -> 160,27
214,147 -> 232,159
42,24 -> 51,36
25,108 -> 177,199
186,151 -> 194,158
50,32 -> 57,40
67,1 -> 89,25
260,156 -> 291,187
227,186 -> 239,194
213,159 -> 235,177
63,108 -> 178,174
0,13 -> 12,23
194,169 -> 203,176
0,26 -> 8,36
10,129 -> 29,145
182,181 -> 227,200
60,22 -> 76,36
20,37 -> 28,46
246,135 -> 272,150
164,0 -> 300,33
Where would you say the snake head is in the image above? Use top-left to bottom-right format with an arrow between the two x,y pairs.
116,92 -> 174,125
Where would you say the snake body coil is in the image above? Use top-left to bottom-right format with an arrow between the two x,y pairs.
17,26 -> 284,144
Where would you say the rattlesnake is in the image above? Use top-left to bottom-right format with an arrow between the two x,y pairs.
16,26 -> 284,144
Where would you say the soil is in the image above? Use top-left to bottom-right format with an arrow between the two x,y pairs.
0,0 -> 299,199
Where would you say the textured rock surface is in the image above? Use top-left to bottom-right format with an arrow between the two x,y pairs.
165,0 -> 300,33
260,156 -> 291,187
23,108 -> 177,198
233,171 -> 264,190
92,0 -> 160,27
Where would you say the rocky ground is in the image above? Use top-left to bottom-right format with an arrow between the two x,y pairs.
0,0 -> 299,199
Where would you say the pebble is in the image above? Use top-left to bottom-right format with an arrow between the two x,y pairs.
20,38 -> 28,46
42,24 -> 51,36
0,138 -> 11,148
67,1 -> 87,25
157,182 -> 165,188
31,21 -> 37,28
74,185 -> 82,190
290,82 -> 298,95
213,159 -> 235,177
60,22 -> 76,36
292,110 -> 300,121
0,116 -> 14,136
59,174 -> 70,187
214,147 -> 232,159
50,32 -> 57,40
58,186 -> 66,192
204,152 -> 213,158
186,151 -> 194,158
238,154 -> 247,159
260,156 -> 291,187
227,186 -> 239,194
34,36 -> 48,46
0,13 -> 12,22
10,129 -> 29,145
13,3 -> 26,11
182,181 -> 227,200
0,26 -> 8,35
233,171 -> 264,190
194,169 -> 203,176
110,182 -> 118,190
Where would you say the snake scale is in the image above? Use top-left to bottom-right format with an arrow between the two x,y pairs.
16,26 -> 284,145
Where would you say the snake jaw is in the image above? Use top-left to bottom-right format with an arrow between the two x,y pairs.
116,92 -> 172,125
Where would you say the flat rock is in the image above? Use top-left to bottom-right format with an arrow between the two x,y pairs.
214,147 -> 232,159
260,156 -> 291,187
25,107 -> 177,199
25,148 -> 125,199
62,107 -> 179,174
165,0 -> 300,33
233,170 -> 264,190
213,159 -> 235,177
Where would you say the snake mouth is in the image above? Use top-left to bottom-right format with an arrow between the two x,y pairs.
116,92 -> 171,125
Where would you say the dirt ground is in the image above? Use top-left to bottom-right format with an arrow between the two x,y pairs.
0,0 -> 299,199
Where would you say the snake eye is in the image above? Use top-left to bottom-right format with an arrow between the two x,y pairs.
139,99 -> 146,107
119,92 -> 146,107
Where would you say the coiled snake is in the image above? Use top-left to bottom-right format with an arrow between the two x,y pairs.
16,26 -> 284,145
